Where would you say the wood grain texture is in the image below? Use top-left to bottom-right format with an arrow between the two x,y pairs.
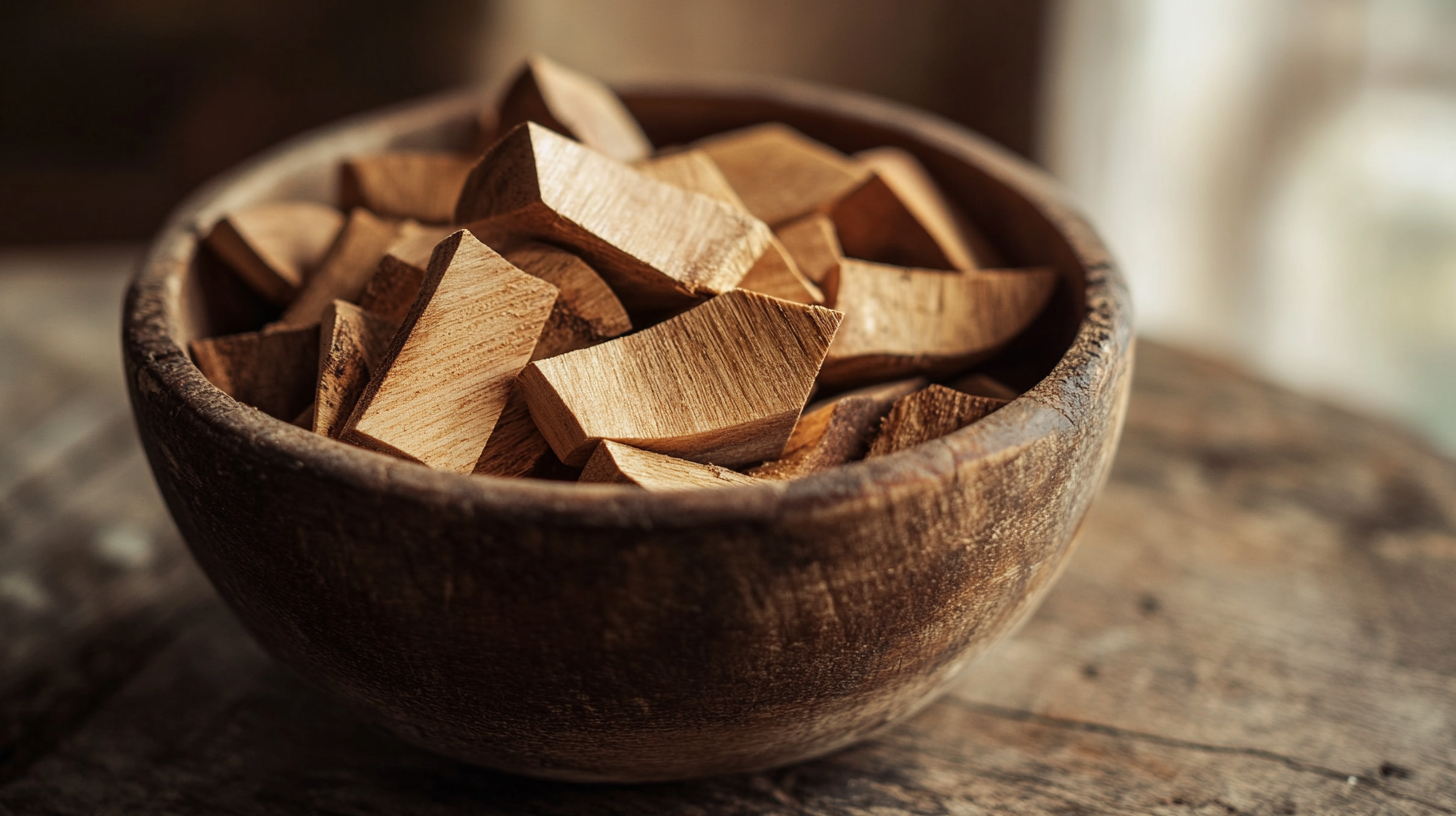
501,242 -> 631,361
579,440 -> 763,490
834,146 -> 983,271
339,151 -> 476,224
188,323 -> 319,421
520,289 -> 842,467
202,202 -> 344,305
696,123 -> 871,226
865,384 -> 1008,459
750,377 -> 924,480
497,54 -> 652,163
278,208 -> 400,327
822,261 -> 1058,387
470,384 -> 572,480
120,82 -> 1132,782
775,212 -> 842,286
313,301 -> 397,439
342,231 -> 557,473
455,123 -> 772,315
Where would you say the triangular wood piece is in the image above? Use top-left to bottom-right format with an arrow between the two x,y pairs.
637,149 -> 822,305
775,214 -> 842,287
339,152 -> 477,224
946,372 -> 1019,401
472,383 -> 573,479
455,123 -> 773,315
342,231 -> 558,473
496,54 -> 652,163
501,242 -> 632,361
830,147 -> 982,271
856,147 -> 1002,269
750,377 -> 924,480
190,323 -> 320,421
865,384 -> 1008,459
314,300 -> 400,438
520,289 -> 843,467
279,208 -> 401,327
203,202 -> 344,305
580,441 -> 763,491
355,223 -> 454,322
695,123 -> 871,226
820,260 -> 1057,388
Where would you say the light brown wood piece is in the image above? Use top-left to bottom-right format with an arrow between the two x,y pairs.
749,377 -> 924,480
339,152 -> 477,224
865,384 -> 1008,459
189,324 -> 320,421
821,260 -> 1058,388
580,441 -> 763,491
314,300 -> 399,439
775,213 -> 842,287
279,208 -> 401,327
636,150 -> 822,305
695,123 -> 871,226
455,123 -> 773,315
202,202 -> 344,305
472,383 -> 559,478
354,223 -> 454,322
501,242 -> 632,361
833,147 -> 985,271
496,54 -> 652,162
342,231 -> 558,473
948,372 -> 1020,401
520,289 -> 843,467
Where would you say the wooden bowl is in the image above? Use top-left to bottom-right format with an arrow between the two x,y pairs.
122,77 -> 1133,783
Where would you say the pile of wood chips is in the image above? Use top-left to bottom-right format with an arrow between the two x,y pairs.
190,56 -> 1057,490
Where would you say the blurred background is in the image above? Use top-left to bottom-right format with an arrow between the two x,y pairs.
3,0 -> 1453,453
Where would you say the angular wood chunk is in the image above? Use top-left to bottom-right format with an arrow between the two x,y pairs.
775,213 -> 842,287
520,290 -> 843,467
502,242 -> 632,361
497,54 -> 652,162
695,123 -> 871,226
472,384 -> 571,479
636,149 -> 821,305
750,378 -> 924,480
342,231 -> 558,473
203,202 -> 344,305
279,208 -> 401,327
339,152 -> 477,224
820,260 -> 1057,388
354,223 -> 454,323
314,300 -> 400,439
865,385 -> 1008,459
832,147 -> 986,271
947,372 -> 1019,401
580,441 -> 764,491
190,323 -> 320,421
456,123 -> 772,315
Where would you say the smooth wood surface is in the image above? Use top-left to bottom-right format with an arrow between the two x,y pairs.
520,289 -> 842,467
696,123 -> 871,226
579,440 -> 764,490
7,255 -> 1455,812
339,151 -> 476,224
278,208 -> 400,327
496,54 -> 653,163
840,146 -> 982,271
202,201 -> 344,305
343,231 -> 557,473
775,213 -> 842,286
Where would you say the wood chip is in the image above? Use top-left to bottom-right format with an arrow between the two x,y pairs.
497,54 -> 652,162
190,323 -> 319,421
342,231 -> 558,473
339,151 -> 477,224
865,384 -> 1008,459
501,242 -> 632,361
354,223 -> 454,322
314,300 -> 399,439
695,123 -> 871,226
750,377 -> 924,480
947,372 -> 1019,401
455,123 -> 773,315
472,384 -> 566,479
202,202 -> 344,305
636,150 -> 822,305
820,260 -> 1057,388
278,208 -> 401,327
520,289 -> 843,467
579,440 -> 764,490
832,147 -> 983,271
775,213 -> 842,287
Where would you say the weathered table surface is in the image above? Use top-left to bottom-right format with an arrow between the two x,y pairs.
2,251 -> 1453,815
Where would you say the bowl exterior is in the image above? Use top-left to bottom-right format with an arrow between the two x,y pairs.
123,80 -> 1133,782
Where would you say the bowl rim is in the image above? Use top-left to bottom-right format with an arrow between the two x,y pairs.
123,74 -> 1131,529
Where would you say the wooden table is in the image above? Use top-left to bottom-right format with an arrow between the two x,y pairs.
2,252 -> 1453,815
